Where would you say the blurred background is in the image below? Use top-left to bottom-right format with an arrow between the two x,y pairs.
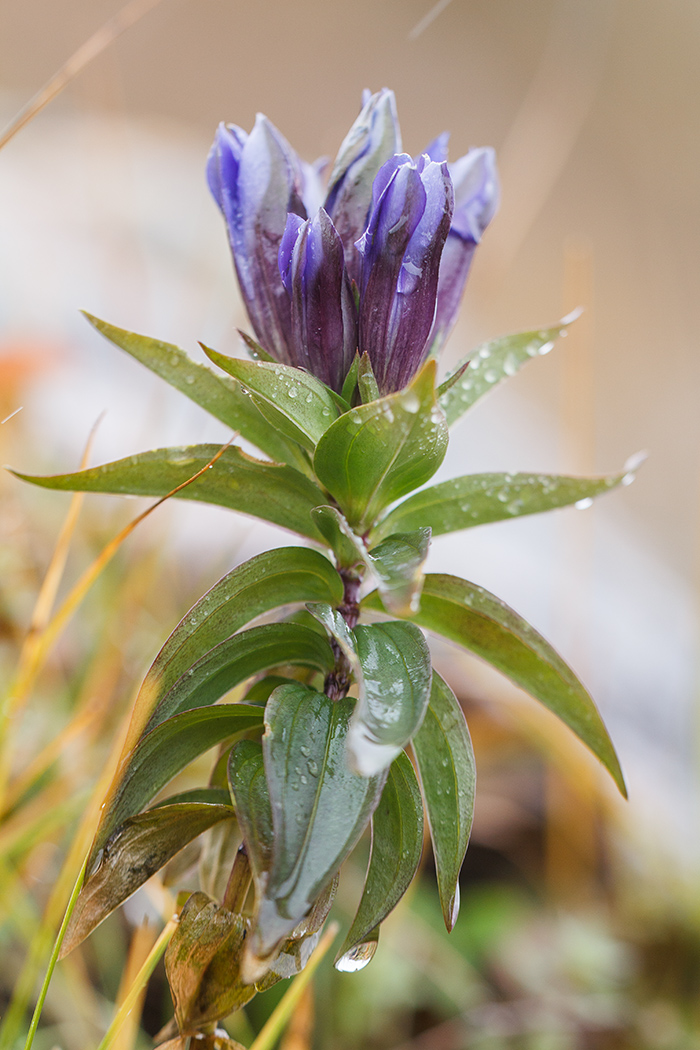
1,0 -> 699,1047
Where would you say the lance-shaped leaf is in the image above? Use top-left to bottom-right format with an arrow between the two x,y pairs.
93,705 -> 264,867
366,529 -> 431,615
165,892 -> 255,1033
229,743 -> 340,987
348,622 -> 432,777
82,313 -> 306,470
249,683 -> 385,967
127,547 -> 341,747
144,623 -> 333,731
335,751 -> 423,969
313,361 -> 448,529
14,445 -> 327,542
372,470 -> 626,542
311,505 -> 366,569
202,349 -> 340,450
228,740 -> 273,892
61,802 -> 235,955
412,672 -> 475,931
438,317 -> 576,427
364,575 -> 626,796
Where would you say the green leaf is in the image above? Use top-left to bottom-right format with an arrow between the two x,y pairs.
14,445 -> 327,542
373,470 -> 626,541
143,622 -> 334,730
438,319 -> 574,427
335,751 -> 423,969
227,740 -> 273,892
83,313 -> 307,470
250,683 -> 385,963
61,802 -> 235,955
149,787 -> 231,809
364,575 -> 626,796
412,672 -> 476,931
349,622 -> 432,776
313,360 -> 449,529
310,505 -> 366,570
306,602 -> 360,671
165,892 -> 255,1031
94,704 -> 264,865
357,352 -> 380,403
340,353 -> 360,405
366,529 -> 431,616
202,348 -> 340,450
238,328 -> 276,363
127,547 -> 342,745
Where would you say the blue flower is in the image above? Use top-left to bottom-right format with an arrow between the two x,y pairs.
207,92 -> 499,394
355,154 -> 454,393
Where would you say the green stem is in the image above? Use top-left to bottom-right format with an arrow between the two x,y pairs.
22,855 -> 88,1050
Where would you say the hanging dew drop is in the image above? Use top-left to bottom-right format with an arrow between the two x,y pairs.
575,497 -> 593,510
335,939 -> 378,973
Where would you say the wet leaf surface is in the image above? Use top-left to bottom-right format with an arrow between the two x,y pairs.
412,672 -> 476,931
202,348 -> 340,450
313,361 -> 448,529
336,751 -> 423,966
374,471 -> 626,540
62,803 -> 235,955
364,574 -> 626,795
348,621 -> 432,776
14,444 -> 327,541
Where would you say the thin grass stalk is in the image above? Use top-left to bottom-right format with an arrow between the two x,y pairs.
94,918 -> 178,1050
112,922 -> 160,1050
0,0 -> 170,152
2,445 -> 234,1047
21,855 -> 88,1050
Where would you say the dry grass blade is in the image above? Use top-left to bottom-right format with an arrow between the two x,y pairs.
0,421 -> 100,810
94,918 -> 178,1050
112,922 -> 159,1050
0,0 -> 171,152
2,441 -> 234,1049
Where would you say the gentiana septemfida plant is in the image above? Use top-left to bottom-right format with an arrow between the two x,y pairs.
15,89 -> 636,1047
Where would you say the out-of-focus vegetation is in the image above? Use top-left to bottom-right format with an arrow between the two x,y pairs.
2,357 -> 699,1050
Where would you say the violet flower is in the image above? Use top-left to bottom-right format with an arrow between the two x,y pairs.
207,115 -> 307,364
356,154 -> 454,393
279,209 -> 357,393
429,143 -> 499,353
207,92 -> 499,396
324,88 -> 402,285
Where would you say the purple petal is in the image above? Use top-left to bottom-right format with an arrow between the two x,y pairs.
325,89 -> 402,284
207,113 -> 307,363
284,209 -> 357,391
279,213 -> 305,296
420,132 -> 450,163
429,147 -> 499,352
357,158 -> 453,392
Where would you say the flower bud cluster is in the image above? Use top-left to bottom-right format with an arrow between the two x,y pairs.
207,89 -> 499,394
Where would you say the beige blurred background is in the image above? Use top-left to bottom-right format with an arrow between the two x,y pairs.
0,0 -> 698,854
